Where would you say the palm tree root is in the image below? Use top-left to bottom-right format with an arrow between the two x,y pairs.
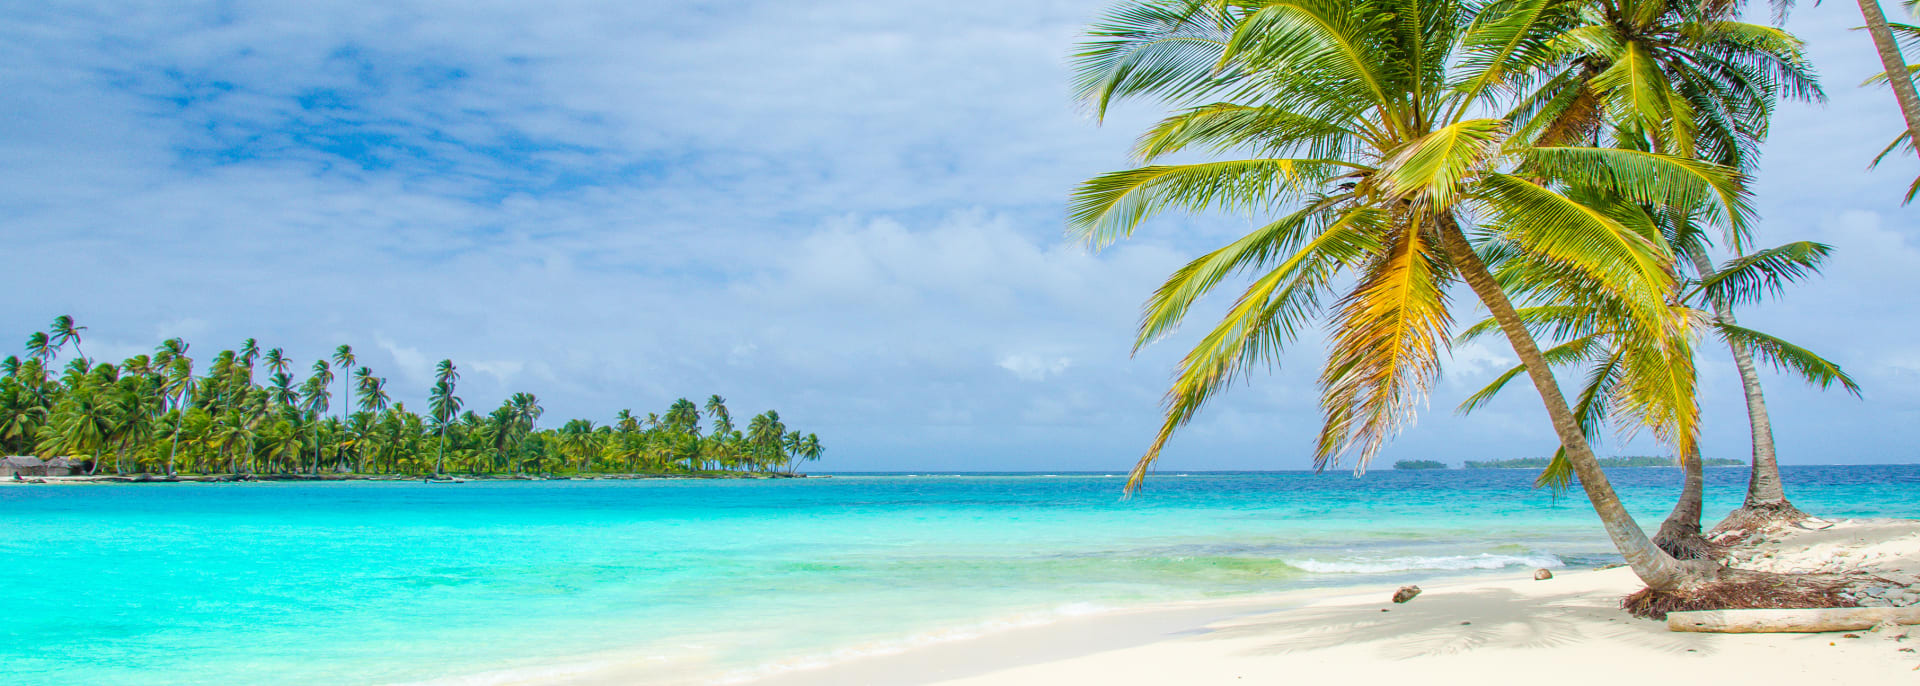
1653,526 -> 1720,561
1709,501 -> 1812,543
1622,569 -> 1855,620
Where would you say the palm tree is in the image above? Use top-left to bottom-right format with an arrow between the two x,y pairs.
355,369 -> 390,413
782,430 -> 805,475
25,332 -> 54,365
1072,0 -> 1753,591
665,398 -> 701,436
1513,0 -> 1840,536
429,359 -> 461,477
1858,0 -> 1920,159
303,360 -> 333,474
332,345 -> 355,423
49,315 -> 87,366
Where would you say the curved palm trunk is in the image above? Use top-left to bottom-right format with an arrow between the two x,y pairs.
1440,220 -> 1708,591
1859,0 -> 1920,158
1682,249 -> 1805,531
1653,441 -> 1711,559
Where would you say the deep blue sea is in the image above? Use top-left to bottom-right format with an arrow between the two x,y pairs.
3,466 -> 1917,685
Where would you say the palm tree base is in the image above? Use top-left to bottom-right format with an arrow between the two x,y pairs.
1621,567 -> 1853,620
1709,501 -> 1812,540
1652,524 -> 1719,561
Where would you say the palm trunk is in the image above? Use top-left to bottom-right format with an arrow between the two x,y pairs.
1681,249 -> 1805,533
1439,219 -> 1707,591
1654,441 -> 1710,558
435,427 -> 446,477
1859,0 -> 1920,159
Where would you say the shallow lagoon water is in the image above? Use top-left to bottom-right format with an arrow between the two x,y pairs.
3,466 -> 1917,685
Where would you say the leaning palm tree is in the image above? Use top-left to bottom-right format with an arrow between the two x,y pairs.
1858,0 -> 1920,159
1462,228 -> 1857,556
1507,0 -> 1833,535
1073,0 -> 1757,592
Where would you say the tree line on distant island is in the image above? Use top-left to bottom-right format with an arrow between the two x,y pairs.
0,317 -> 823,477
1393,457 -> 1747,470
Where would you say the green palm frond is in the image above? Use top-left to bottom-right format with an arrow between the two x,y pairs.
1695,240 -> 1832,307
1712,323 -> 1863,397
1074,0 -> 1236,119
1518,146 -> 1753,234
1471,173 -> 1674,325
1223,0 -> 1397,109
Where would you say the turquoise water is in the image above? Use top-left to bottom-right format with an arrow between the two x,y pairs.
4,466 -> 1918,685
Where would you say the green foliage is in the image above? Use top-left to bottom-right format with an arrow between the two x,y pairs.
1,319 -> 823,477
1391,459 -> 1448,469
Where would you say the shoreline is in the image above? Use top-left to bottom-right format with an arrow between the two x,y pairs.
440,518 -> 1920,686
737,519 -> 1920,686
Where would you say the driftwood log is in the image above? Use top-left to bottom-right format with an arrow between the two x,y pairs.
1668,608 -> 1920,633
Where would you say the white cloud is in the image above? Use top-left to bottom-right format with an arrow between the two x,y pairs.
997,353 -> 1073,382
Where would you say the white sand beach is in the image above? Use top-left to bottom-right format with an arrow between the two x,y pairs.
748,519 -> 1920,686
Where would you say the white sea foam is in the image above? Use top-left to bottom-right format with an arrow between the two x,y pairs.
1290,552 -> 1564,574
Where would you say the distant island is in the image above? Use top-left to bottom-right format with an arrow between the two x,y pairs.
1462,456 -> 1745,469
1,317 -> 823,479
1392,460 -> 1448,470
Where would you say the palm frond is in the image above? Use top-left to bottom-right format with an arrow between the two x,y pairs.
1696,241 -> 1832,307
1712,323 -> 1863,397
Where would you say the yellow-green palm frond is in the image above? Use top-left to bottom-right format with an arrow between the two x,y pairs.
1068,158 -> 1353,249
1124,210 -> 1379,492
1377,118 -> 1507,206
1315,223 -> 1453,472
1135,204 -> 1381,350
1607,309 -> 1700,457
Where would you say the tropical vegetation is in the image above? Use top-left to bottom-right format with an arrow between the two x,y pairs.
0,320 -> 824,478
1069,0 -> 1863,605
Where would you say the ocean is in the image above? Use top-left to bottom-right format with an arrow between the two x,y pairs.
3,466 -> 1917,685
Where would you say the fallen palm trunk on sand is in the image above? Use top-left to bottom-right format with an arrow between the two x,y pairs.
1668,608 -> 1920,633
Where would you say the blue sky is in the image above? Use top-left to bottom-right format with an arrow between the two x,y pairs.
3,1 -> 1917,471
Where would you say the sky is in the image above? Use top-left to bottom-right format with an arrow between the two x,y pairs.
2,0 -> 1917,472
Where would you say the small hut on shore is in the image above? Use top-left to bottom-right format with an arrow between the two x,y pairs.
2,456 -> 47,478
43,457 -> 83,476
